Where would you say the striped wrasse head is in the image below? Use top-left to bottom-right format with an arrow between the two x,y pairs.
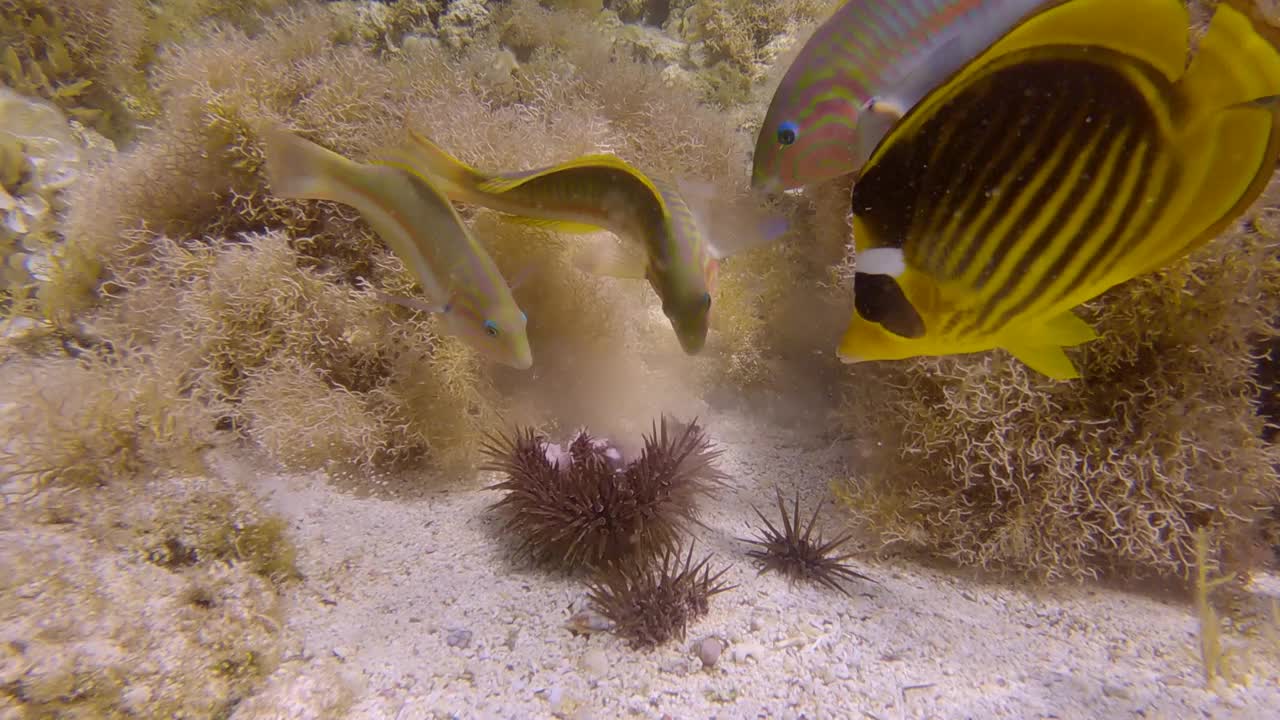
837,0 -> 1280,379
648,178 -> 718,355
439,287 -> 532,370
750,0 -> 1055,193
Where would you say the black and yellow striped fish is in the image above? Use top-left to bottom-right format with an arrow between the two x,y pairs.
838,0 -> 1280,379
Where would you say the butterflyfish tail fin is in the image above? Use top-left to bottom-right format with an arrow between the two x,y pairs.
1153,1 -> 1280,267
1179,1 -> 1280,115
967,0 -> 1188,82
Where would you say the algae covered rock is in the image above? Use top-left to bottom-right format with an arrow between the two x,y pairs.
0,87 -> 84,302
0,477 -> 299,718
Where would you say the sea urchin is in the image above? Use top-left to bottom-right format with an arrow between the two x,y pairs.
742,488 -> 874,594
480,416 -> 729,571
586,543 -> 735,649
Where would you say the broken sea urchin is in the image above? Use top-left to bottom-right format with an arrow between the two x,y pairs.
480,416 -> 729,571
586,543 -> 734,649
742,488 -> 874,594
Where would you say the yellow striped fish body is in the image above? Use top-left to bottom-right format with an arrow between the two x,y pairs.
838,0 -> 1280,379
262,129 -> 533,370
384,132 -> 745,355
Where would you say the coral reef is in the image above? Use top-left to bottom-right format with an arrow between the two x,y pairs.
0,87 -> 85,316
0,0 -> 151,142
3,5 -> 1279,716
741,488 -> 873,595
0,346 -> 218,495
585,543 -> 734,648
8,0 -> 831,479
675,0 -> 829,106
481,417 -> 728,571
0,474 -> 317,717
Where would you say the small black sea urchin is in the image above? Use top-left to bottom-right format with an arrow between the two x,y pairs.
586,544 -> 735,649
480,416 -> 729,571
742,488 -> 874,595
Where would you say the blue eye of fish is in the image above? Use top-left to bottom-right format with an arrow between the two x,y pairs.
484,320 -> 499,337
701,292 -> 712,309
777,121 -> 798,146
520,311 -> 527,323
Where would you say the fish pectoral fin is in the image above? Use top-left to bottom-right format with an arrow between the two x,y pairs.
374,290 -> 448,315
502,215 -> 607,234
1040,310 -> 1099,347
508,263 -> 537,291
867,97 -> 906,120
1000,341 -> 1082,381
671,176 -> 790,260
572,239 -> 649,280
853,271 -> 926,339
998,312 -> 1098,380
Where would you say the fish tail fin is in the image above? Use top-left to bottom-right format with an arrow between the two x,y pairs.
262,128 -> 359,204
1179,1 -> 1280,115
948,0 -> 1190,88
386,129 -> 485,197
1158,1 -> 1280,266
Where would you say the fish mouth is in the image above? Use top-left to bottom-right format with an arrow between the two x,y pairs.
677,332 -> 707,355
835,339 -> 865,365
749,173 -> 779,195
504,352 -> 534,370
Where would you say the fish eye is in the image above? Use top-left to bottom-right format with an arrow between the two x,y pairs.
777,121 -> 798,146
519,311 -> 527,323
484,319 -> 500,337
701,292 -> 712,309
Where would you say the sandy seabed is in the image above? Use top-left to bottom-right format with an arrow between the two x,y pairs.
228,407 -> 1280,720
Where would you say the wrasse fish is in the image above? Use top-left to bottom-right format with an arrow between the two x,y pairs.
383,132 -> 786,355
838,0 -> 1280,379
262,128 -> 533,370
751,0 -> 1055,193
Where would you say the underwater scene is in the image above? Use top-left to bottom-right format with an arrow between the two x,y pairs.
3,0 -> 1280,717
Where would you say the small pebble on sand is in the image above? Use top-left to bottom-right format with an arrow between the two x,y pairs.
581,648 -> 608,677
446,629 -> 473,648
695,637 -> 725,669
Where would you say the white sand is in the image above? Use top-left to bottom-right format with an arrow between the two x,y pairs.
233,409 -> 1280,720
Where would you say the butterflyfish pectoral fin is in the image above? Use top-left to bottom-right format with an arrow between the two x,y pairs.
572,239 -> 648,280
999,310 -> 1098,380
1040,310 -> 1099,347
1001,341 -> 1082,381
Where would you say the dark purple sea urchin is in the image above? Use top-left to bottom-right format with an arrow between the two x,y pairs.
742,488 -> 874,595
586,543 -> 735,649
480,416 -> 729,571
